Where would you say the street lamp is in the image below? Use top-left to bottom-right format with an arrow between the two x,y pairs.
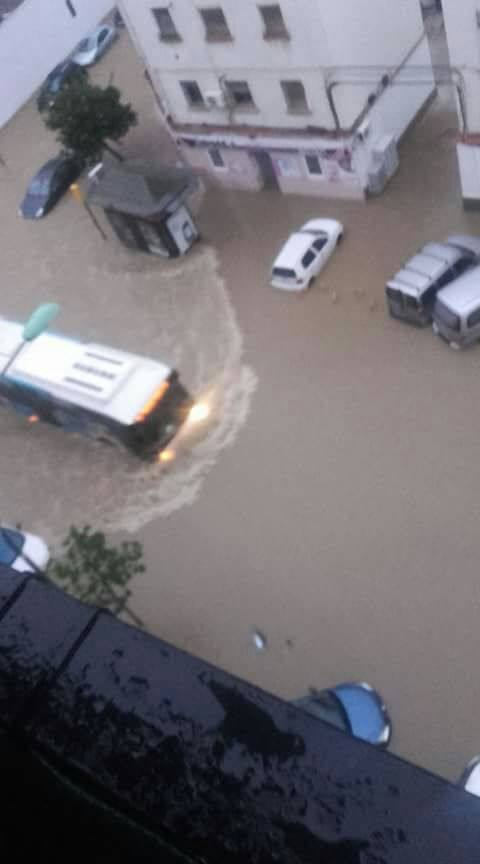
1,302 -> 60,376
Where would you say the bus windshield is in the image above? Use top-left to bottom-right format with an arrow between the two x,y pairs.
129,376 -> 192,459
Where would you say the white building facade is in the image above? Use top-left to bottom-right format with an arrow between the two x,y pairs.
120,0 -> 435,200
442,0 -> 480,208
0,0 -> 114,128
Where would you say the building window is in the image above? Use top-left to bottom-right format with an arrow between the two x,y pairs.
180,81 -> 205,108
225,81 -> 255,109
199,7 -> 232,42
152,7 -> 181,41
208,148 -> 226,169
65,0 -> 76,17
258,5 -> 288,39
305,154 -> 322,176
281,80 -> 309,114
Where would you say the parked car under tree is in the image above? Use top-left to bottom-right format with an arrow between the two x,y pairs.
19,154 -> 84,219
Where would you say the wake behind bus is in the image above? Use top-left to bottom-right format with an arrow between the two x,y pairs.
0,318 -> 196,460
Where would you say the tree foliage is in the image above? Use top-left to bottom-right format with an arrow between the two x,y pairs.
48,525 -> 145,627
44,78 -> 137,164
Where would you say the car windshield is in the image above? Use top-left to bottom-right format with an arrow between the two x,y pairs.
29,172 -> 53,195
0,528 -> 24,566
434,299 -> 460,331
295,690 -> 350,733
77,37 -> 94,52
273,267 -> 296,280
49,75 -> 63,93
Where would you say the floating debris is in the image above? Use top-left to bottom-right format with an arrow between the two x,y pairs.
251,630 -> 267,652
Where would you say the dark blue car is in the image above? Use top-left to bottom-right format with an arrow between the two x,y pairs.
20,154 -> 83,219
37,60 -> 86,112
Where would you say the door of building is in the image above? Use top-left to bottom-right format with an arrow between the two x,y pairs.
252,151 -> 279,190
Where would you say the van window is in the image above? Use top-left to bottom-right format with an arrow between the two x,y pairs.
404,295 -> 420,311
301,250 -> 315,268
386,285 -> 402,302
435,299 -> 460,331
467,307 -> 480,328
272,267 -> 296,280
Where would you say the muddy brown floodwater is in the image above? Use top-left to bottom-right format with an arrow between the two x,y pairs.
138,89 -> 480,784
1,26 -> 480,783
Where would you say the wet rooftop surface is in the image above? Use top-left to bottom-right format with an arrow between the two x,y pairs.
2,571 -> 480,862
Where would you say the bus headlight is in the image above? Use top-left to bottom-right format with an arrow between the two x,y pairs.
189,402 -> 210,424
158,448 -> 176,464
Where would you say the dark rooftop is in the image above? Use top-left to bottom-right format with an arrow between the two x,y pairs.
87,160 -> 197,218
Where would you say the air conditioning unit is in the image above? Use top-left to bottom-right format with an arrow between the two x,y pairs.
368,165 -> 388,196
205,90 -> 226,110
372,134 -> 399,178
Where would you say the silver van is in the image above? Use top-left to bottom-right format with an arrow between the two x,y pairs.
385,236 -> 480,326
433,265 -> 480,348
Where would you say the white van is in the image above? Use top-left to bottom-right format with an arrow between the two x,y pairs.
385,236 -> 480,326
433,265 -> 480,348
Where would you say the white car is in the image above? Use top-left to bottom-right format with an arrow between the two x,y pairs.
271,218 -> 343,291
72,24 -> 117,66
0,526 -> 50,574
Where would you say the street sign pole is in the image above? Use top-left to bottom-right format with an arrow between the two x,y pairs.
70,182 -> 108,241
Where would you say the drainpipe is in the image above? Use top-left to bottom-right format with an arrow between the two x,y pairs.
324,28 -> 467,136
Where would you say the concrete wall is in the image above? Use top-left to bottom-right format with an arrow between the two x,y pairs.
443,0 -> 480,131
0,0 -> 114,128
442,0 -> 480,203
178,141 -> 366,200
178,142 -> 262,190
121,0 -> 434,135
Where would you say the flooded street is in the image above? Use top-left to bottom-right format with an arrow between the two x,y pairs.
2,27 -> 480,782
139,91 -> 480,781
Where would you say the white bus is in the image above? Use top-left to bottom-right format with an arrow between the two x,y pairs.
0,318 -> 193,460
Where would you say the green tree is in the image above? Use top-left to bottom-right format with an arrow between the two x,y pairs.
44,77 -> 137,164
48,525 -> 145,627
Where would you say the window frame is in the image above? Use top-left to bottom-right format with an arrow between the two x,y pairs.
225,80 -> 255,111
199,6 -> 232,42
301,249 -> 316,269
151,7 -> 182,42
258,4 -> 289,40
180,80 -> 206,109
208,147 -> 226,170
304,153 -> 323,178
281,80 -> 309,114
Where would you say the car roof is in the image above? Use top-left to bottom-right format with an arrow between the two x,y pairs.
32,157 -> 65,181
273,232 -> 313,269
436,265 -> 480,314
446,234 -> 480,257
387,242 -> 464,297
387,269 -> 430,296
